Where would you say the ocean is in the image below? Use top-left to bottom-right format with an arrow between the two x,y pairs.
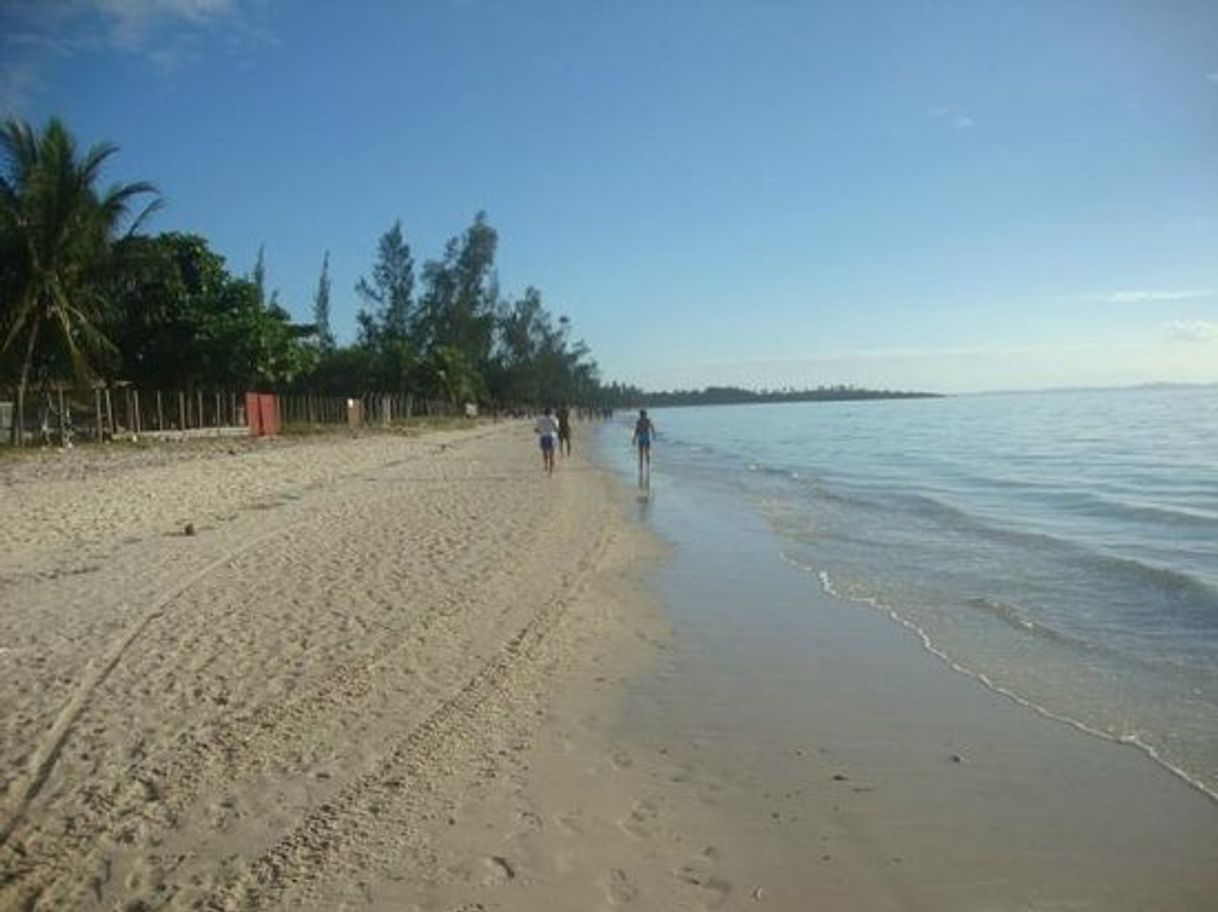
596,386 -> 1218,801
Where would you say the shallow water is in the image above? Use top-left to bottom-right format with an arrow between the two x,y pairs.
597,386 -> 1218,801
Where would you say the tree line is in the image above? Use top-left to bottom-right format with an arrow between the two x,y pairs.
638,385 -> 942,408
0,117 -> 641,443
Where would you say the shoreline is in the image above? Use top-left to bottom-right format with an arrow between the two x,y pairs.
596,427 -> 1218,910
801,557 -> 1218,806
4,421 -> 1217,908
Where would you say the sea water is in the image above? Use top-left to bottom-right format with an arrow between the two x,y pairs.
598,386 -> 1218,801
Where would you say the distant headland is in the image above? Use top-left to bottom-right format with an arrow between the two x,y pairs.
635,385 -> 943,408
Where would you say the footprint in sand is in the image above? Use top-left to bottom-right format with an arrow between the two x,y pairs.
604,868 -> 639,905
608,747 -> 634,769
674,863 -> 732,907
516,808 -> 543,832
481,855 -> 516,885
619,799 -> 659,839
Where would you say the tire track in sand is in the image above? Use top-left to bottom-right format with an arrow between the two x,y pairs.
0,427 -> 505,903
203,517 -> 615,909
0,525 -> 290,851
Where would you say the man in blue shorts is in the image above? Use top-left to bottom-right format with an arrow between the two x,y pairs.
535,407 -> 559,475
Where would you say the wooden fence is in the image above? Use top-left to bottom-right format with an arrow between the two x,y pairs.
277,392 -> 462,428
1,385 -> 467,445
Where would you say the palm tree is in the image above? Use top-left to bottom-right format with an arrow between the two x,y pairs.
0,118 -> 159,444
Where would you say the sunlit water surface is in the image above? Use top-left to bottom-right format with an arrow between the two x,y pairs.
598,387 -> 1218,800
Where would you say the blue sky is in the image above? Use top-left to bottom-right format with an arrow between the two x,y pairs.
3,0 -> 1217,393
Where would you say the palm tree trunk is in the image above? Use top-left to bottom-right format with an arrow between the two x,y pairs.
12,322 -> 41,447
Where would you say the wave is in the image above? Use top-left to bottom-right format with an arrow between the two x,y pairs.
1039,490 -> 1218,530
777,551 -> 1218,805
844,491 -> 1218,617
746,461 -> 808,482
962,597 -> 1077,645
878,490 -> 1080,546
755,477 -> 1218,633
1088,553 -> 1218,623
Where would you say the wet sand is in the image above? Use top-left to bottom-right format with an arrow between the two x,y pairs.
613,465 -> 1218,910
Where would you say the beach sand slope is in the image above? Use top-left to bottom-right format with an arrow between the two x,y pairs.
0,425 -> 705,910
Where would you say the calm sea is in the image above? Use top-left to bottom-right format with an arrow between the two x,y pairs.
599,386 -> 1218,800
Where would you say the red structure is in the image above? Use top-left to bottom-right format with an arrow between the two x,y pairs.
245,392 -> 281,437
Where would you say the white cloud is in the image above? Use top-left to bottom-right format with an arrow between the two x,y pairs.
96,0 -> 240,47
1047,290 -> 1213,306
0,0 -> 261,113
1105,290 -> 1210,304
0,17 -> 79,114
1205,72 -> 1218,84
1165,320 -> 1218,342
0,51 -> 45,116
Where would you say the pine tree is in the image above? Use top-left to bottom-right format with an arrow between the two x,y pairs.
313,251 -> 335,351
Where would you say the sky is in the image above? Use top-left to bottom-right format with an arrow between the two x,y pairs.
2,0 -> 1217,394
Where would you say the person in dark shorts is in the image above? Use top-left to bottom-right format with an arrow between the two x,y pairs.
556,404 -> 572,457
632,409 -> 654,473
535,407 -> 559,475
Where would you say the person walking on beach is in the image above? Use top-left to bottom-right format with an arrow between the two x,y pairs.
632,409 -> 655,475
557,404 -> 572,457
535,407 -> 560,475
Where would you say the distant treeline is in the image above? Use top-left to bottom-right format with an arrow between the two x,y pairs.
2,116 -> 942,446
639,385 -> 942,407
1,117 -> 642,443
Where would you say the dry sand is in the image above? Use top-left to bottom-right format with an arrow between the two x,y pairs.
1,424 -> 728,910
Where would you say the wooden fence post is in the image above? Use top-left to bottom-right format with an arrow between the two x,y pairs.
57,387 -> 66,445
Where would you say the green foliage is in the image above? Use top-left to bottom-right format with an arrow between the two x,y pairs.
109,232 -> 218,387
415,212 -> 499,369
313,251 -> 335,352
485,287 -> 597,406
109,232 -> 318,389
333,213 -> 620,408
355,220 -> 414,345
2,117 -> 633,422
308,344 -> 381,395
420,344 -> 483,404
0,117 -> 159,441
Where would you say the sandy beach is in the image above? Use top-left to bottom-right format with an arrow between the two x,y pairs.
4,421 -> 1218,911
0,423 -> 690,910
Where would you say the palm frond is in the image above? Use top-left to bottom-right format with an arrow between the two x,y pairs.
124,195 -> 164,238
1,307 -> 34,355
0,117 -> 143,391
53,301 -> 95,382
98,180 -> 161,235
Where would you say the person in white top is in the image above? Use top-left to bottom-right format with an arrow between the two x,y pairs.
535,407 -> 560,475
